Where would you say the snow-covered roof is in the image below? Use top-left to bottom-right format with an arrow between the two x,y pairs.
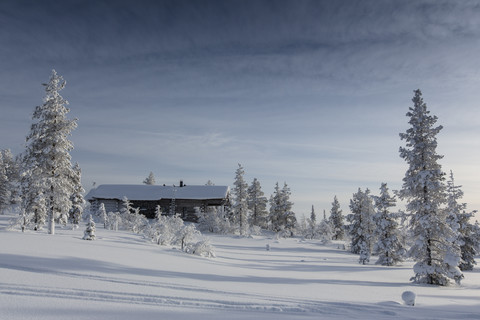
85,184 -> 230,201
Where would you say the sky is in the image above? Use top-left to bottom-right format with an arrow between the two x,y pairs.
1,0 -> 480,218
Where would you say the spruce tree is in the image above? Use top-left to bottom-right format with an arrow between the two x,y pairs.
373,183 -> 405,266
269,182 -> 296,236
2,150 -> 21,205
446,171 -> 479,271
0,152 -> 9,212
329,196 -> 345,240
306,205 -> 317,239
232,164 -> 248,235
318,210 -> 334,244
143,172 -> 156,185
398,89 -> 462,285
347,188 -> 376,264
23,70 -> 77,235
69,163 -> 85,226
83,214 -> 96,240
269,182 -> 282,232
247,178 -> 269,229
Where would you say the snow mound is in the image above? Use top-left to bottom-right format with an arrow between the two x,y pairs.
401,291 -> 416,306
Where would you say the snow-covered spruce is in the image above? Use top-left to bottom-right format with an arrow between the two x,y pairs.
69,162 -> 85,226
347,188 -> 376,265
317,211 -> 334,244
398,89 -> 463,285
269,182 -> 296,237
247,178 -> 269,230
143,171 -> 156,185
22,70 -> 78,235
329,195 -> 345,240
446,170 -> 479,271
232,164 -> 249,236
373,183 -> 405,266
83,214 -> 96,240
0,149 -> 21,212
96,202 -> 108,229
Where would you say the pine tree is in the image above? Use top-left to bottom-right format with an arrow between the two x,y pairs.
329,196 -> 345,240
398,89 -> 462,285
247,178 -> 269,229
446,171 -> 479,271
69,163 -> 85,226
232,164 -> 248,235
143,172 -> 156,185
23,70 -> 77,235
373,183 -> 405,266
347,188 -> 376,264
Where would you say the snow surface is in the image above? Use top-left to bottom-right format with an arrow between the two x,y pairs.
85,184 -> 230,201
1,213 -> 480,320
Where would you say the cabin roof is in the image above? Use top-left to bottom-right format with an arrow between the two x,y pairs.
85,184 -> 230,201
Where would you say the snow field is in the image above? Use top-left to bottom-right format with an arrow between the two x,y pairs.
1,213 -> 480,320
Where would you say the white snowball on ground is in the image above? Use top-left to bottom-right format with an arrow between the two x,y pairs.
401,291 -> 416,306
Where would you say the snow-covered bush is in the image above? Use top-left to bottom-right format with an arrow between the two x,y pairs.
196,206 -> 232,234
185,239 -> 216,258
106,211 -> 121,231
317,217 -> 334,244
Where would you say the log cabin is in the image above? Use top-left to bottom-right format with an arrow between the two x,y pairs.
85,181 -> 230,222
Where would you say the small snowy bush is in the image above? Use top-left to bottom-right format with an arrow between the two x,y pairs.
186,239 -> 216,258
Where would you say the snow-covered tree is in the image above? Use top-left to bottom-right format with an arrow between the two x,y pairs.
232,164 -> 248,235
83,214 -> 96,240
318,210 -> 334,244
247,178 -> 269,229
143,172 -> 156,185
304,205 -> 317,239
446,171 -> 479,271
0,149 -> 21,211
2,150 -> 21,205
106,211 -> 121,231
398,89 -> 463,285
347,188 -> 376,264
329,196 -> 345,240
0,152 -> 8,212
23,70 -> 77,235
373,183 -> 405,266
269,182 -> 296,236
97,203 -> 108,229
69,163 -> 85,226
119,196 -> 137,231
